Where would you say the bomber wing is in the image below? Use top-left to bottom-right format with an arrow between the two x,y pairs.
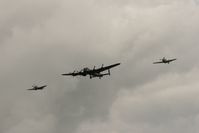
62,71 -> 81,76
62,73 -> 74,76
92,63 -> 121,73
27,88 -> 35,90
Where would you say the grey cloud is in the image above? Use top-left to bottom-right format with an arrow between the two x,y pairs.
5,115 -> 56,133
194,0 -> 199,5
76,68 -> 199,133
0,0 -> 199,133
96,0 -> 190,8
0,0 -> 60,45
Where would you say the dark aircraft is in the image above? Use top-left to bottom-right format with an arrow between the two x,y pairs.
62,63 -> 121,79
153,57 -> 177,64
27,85 -> 47,90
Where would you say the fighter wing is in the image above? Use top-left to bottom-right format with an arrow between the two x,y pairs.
168,58 -> 177,63
153,61 -> 164,64
62,71 -> 80,76
93,63 -> 121,73
38,85 -> 47,90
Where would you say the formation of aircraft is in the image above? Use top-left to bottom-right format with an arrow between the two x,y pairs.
27,85 -> 47,91
62,63 -> 121,79
27,57 -> 177,90
153,57 -> 177,64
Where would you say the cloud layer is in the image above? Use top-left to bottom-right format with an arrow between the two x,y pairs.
0,0 -> 199,133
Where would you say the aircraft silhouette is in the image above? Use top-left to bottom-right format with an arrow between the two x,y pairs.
153,57 -> 177,64
62,63 -> 121,79
27,85 -> 47,90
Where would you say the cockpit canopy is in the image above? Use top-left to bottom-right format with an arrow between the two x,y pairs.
82,67 -> 90,72
162,57 -> 166,62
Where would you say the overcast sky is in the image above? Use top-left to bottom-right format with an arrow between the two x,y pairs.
0,0 -> 199,133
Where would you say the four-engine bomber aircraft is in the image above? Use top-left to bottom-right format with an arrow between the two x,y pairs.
62,63 -> 121,79
27,85 -> 47,90
153,57 -> 177,64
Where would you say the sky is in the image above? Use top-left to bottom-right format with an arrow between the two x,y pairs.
0,0 -> 199,133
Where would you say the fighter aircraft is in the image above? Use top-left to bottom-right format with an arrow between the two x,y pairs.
153,57 -> 177,64
62,63 -> 121,79
27,85 -> 47,90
